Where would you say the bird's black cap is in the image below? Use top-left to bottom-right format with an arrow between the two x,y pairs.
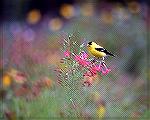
88,42 -> 92,45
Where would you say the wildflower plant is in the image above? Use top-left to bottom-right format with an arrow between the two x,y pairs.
54,33 -> 112,117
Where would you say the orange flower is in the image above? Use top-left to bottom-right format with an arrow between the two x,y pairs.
2,74 -> 12,88
42,77 -> 52,88
83,76 -> 97,87
83,72 -> 100,87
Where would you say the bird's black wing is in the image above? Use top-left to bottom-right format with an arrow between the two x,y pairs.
95,47 -> 115,57
95,47 -> 105,52
95,48 -> 107,52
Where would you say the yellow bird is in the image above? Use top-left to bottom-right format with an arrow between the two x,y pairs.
87,42 -> 115,59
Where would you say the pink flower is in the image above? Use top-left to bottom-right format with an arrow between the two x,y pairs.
89,67 -> 97,76
85,62 -> 111,77
64,50 -> 70,57
80,52 -> 88,60
74,54 -> 90,67
80,60 -> 90,67
100,62 -> 111,75
84,65 -> 101,77
74,55 -> 80,61
102,68 -> 111,75
15,72 -> 27,84
93,65 -> 101,72
83,71 -> 92,77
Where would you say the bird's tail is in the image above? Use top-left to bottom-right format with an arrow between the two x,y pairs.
106,52 -> 115,57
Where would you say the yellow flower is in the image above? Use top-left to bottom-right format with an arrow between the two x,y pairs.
96,104 -> 106,118
3,74 -> 12,87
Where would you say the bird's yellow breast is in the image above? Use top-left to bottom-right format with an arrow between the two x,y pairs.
88,46 -> 106,58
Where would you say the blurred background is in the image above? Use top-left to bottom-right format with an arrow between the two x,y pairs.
0,0 -> 150,119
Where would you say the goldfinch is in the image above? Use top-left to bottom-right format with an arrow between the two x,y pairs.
87,42 -> 115,59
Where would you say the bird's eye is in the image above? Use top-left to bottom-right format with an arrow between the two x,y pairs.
88,42 -> 92,45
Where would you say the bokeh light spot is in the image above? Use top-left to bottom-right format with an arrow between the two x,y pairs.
48,18 -> 63,31
60,4 -> 75,19
81,4 -> 94,17
100,11 -> 113,24
26,9 -> 41,24
128,1 -> 141,14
